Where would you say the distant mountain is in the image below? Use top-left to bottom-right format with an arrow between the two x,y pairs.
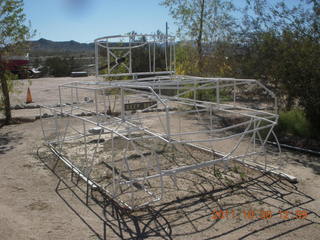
29,38 -> 95,55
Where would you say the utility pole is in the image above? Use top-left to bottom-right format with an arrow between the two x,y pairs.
165,22 -> 169,71
166,22 -> 168,37
165,22 -> 169,45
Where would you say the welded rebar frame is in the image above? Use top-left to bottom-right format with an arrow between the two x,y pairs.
40,34 -> 282,210
94,34 -> 176,78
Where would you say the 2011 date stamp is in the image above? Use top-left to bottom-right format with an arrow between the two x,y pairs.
211,209 -> 308,220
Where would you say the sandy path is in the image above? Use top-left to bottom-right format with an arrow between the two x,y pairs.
10,76 -> 100,106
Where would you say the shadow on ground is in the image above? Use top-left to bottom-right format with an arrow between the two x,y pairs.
0,131 -> 23,155
37,146 -> 320,240
283,150 -> 320,175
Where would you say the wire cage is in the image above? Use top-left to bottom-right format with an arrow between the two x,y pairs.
40,34 -> 282,210
94,34 -> 176,78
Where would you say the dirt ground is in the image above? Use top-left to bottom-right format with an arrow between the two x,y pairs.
0,76 -> 319,240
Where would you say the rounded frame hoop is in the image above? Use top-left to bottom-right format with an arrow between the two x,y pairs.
94,34 -> 176,79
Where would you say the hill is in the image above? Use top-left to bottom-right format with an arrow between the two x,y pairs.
29,38 -> 95,56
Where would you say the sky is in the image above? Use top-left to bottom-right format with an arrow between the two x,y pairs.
23,0 -> 304,43
24,0 -> 177,43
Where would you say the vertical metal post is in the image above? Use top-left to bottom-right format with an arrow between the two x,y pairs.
166,106 -> 171,139
169,42 -> 172,73
94,89 -> 98,122
148,42 -> 152,72
71,87 -> 74,110
153,38 -> 156,72
95,41 -> 99,77
158,78 -> 161,96
233,80 -> 236,106
83,120 -> 88,169
176,79 -> 180,98
58,86 -> 63,114
54,111 -> 61,150
173,37 -> 176,73
39,107 -> 46,141
76,83 -> 79,103
58,87 -> 63,150
153,36 -> 156,72
165,22 -> 168,71
193,79 -> 196,100
107,40 -> 110,75
103,89 -> 107,122
111,131 -> 116,197
164,41 -> 168,72
216,80 -> 220,106
129,40 -> 132,73
121,88 -> 125,121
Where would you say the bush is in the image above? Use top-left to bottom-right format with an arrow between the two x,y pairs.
43,57 -> 80,77
277,109 -> 312,138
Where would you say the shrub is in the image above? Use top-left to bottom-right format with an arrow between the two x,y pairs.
277,109 -> 312,138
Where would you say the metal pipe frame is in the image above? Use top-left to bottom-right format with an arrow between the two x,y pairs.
40,34 -> 282,210
94,34 -> 176,78
40,76 -> 281,210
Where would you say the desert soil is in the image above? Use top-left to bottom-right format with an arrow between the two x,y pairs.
0,76 -> 319,240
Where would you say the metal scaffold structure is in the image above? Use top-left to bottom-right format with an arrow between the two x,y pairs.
94,34 -> 176,78
40,33 -> 282,210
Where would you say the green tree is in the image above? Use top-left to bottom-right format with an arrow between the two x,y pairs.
43,57 -> 81,77
237,0 -> 320,134
175,41 -> 199,75
242,0 -> 320,40
163,0 -> 320,135
0,0 -> 34,124
161,0 -> 236,72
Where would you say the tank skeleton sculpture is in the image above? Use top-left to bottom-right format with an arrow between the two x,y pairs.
40,34 -> 282,209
